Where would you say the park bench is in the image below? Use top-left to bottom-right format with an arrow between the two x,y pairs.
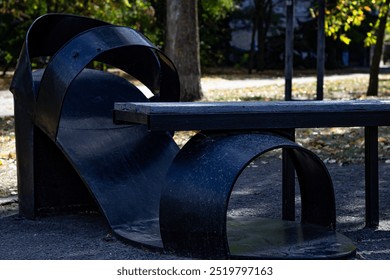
113,99 -> 390,258
114,99 -> 390,229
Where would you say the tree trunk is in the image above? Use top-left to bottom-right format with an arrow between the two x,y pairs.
256,0 -> 266,71
248,0 -> 270,73
248,4 -> 258,74
367,0 -> 390,96
165,0 -> 203,101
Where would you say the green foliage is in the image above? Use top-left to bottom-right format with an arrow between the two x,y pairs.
0,0 -> 238,72
200,0 -> 236,20
199,0 -> 238,67
0,0 -> 159,72
319,0 -> 389,47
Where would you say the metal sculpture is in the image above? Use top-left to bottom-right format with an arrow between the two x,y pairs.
11,13 -> 356,259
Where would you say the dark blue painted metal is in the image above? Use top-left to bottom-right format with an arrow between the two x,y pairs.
160,131 -> 356,259
10,14 -> 180,248
10,13 -> 356,259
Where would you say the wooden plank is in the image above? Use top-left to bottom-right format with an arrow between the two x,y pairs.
114,100 -> 390,131
115,100 -> 390,114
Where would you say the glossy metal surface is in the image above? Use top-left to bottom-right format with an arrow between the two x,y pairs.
160,131 -> 356,259
11,14 -> 356,259
10,14 -> 180,247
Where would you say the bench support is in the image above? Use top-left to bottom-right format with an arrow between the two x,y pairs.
282,129 -> 296,221
365,126 -> 379,227
282,148 -> 296,221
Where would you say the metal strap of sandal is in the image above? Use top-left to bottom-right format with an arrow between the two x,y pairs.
12,14 -> 180,140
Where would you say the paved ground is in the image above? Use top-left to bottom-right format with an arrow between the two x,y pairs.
1,158 -> 389,260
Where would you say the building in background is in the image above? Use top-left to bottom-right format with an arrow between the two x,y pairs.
229,0 -> 370,70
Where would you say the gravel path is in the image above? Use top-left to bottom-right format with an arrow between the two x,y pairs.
0,73 -> 372,117
0,90 -> 13,117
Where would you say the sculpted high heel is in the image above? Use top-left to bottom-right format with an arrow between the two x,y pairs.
10,13 -> 180,248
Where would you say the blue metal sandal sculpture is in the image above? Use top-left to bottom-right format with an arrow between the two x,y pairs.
11,14 -> 356,259
10,13 -> 180,247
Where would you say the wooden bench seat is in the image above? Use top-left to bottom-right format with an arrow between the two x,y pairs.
114,100 -> 390,131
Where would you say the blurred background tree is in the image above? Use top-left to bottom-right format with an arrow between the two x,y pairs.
0,1 -> 157,71
165,0 -> 202,101
1,0 -> 389,99
0,0 -> 237,76
321,0 -> 390,96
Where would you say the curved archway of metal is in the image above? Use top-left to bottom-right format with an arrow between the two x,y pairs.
160,131 -> 356,259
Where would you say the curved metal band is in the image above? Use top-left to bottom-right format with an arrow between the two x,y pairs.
26,13 -> 109,59
35,25 -> 179,140
160,132 -> 335,259
10,14 -> 109,112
